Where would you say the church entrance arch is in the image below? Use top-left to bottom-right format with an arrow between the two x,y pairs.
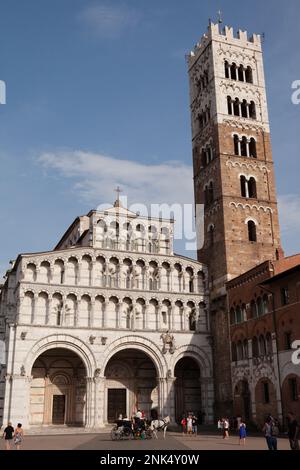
30,348 -> 86,426
104,349 -> 158,423
174,357 -> 201,423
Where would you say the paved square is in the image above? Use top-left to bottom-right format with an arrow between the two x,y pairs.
2,432 -> 291,451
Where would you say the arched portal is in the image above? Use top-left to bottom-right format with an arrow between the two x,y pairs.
234,380 -> 251,421
174,357 -> 201,423
104,349 -> 157,423
30,348 -> 86,426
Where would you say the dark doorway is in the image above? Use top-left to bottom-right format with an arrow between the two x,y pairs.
107,389 -> 126,423
52,395 -> 66,424
175,357 -> 201,423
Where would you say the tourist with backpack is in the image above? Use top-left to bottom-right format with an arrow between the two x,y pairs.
263,416 -> 278,450
287,412 -> 299,450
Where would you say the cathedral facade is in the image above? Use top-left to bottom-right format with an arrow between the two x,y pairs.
0,201 -> 213,428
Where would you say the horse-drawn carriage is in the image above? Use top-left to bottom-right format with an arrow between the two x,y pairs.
110,416 -> 170,441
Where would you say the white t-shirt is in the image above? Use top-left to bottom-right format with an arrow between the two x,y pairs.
135,411 -> 142,419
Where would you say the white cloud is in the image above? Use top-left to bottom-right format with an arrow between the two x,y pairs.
37,150 -> 194,210
79,3 -> 141,38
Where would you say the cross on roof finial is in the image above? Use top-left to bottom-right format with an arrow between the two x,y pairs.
114,186 -> 123,208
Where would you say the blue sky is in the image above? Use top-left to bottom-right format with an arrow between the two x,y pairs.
0,0 -> 300,277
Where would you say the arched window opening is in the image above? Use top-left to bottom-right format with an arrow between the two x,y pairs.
243,339 -> 249,359
248,177 -> 257,198
249,138 -> 257,158
227,96 -> 232,115
249,101 -> 256,119
225,60 -> 230,79
251,300 -> 257,318
230,308 -> 235,325
240,175 -> 247,198
234,134 -> 239,155
233,98 -> 240,116
238,65 -> 244,82
232,343 -> 237,362
259,335 -> 266,356
263,294 -> 269,314
241,136 -> 248,156
266,333 -> 273,355
237,341 -> 244,361
209,181 -> 214,204
236,306 -> 243,324
231,63 -> 237,80
252,337 -> 259,357
257,297 -> 264,316
241,100 -> 248,118
246,66 -> 253,84
248,220 -> 257,242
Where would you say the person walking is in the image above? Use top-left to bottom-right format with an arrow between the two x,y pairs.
263,416 -> 277,450
192,414 -> 198,436
187,414 -> 193,436
238,420 -> 247,446
2,422 -> 14,450
223,418 -> 229,439
181,416 -> 187,435
13,423 -> 24,450
287,412 -> 299,451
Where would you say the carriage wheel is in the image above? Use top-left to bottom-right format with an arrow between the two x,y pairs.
111,428 -> 121,441
146,428 -> 153,440
123,428 -> 132,440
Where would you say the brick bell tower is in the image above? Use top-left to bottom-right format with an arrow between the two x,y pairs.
187,22 -> 283,417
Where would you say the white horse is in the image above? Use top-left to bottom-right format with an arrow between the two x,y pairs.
150,416 -> 170,439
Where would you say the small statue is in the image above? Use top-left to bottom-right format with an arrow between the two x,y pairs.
20,365 -> 26,376
89,335 -> 96,345
160,331 -> 175,354
94,368 -> 101,378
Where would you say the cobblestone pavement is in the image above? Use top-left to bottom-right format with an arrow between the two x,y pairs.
1,432 -> 291,450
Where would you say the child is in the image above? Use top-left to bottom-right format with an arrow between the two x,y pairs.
181,416 -> 187,435
239,420 -> 247,446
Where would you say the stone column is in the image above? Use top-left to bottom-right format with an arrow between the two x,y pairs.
144,303 -> 149,329
75,299 -> 81,327
3,373 -> 32,428
94,376 -> 106,427
77,261 -> 82,285
85,376 -> 95,428
200,377 -> 214,424
165,375 -> 176,422
246,103 -> 250,119
246,139 -> 250,157
197,305 -> 207,332
170,304 -> 174,331
43,375 -> 52,424
183,306 -> 188,331
242,67 -> 246,82
238,101 -> 242,117
89,300 -> 95,328
116,302 -> 120,329
91,259 -> 96,287
31,293 -> 37,324
157,377 -> 165,418
102,301 -> 107,328
238,139 -> 241,156
157,304 -> 162,331
271,332 -> 283,423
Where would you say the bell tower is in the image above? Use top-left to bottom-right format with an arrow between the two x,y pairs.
187,22 -> 283,416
